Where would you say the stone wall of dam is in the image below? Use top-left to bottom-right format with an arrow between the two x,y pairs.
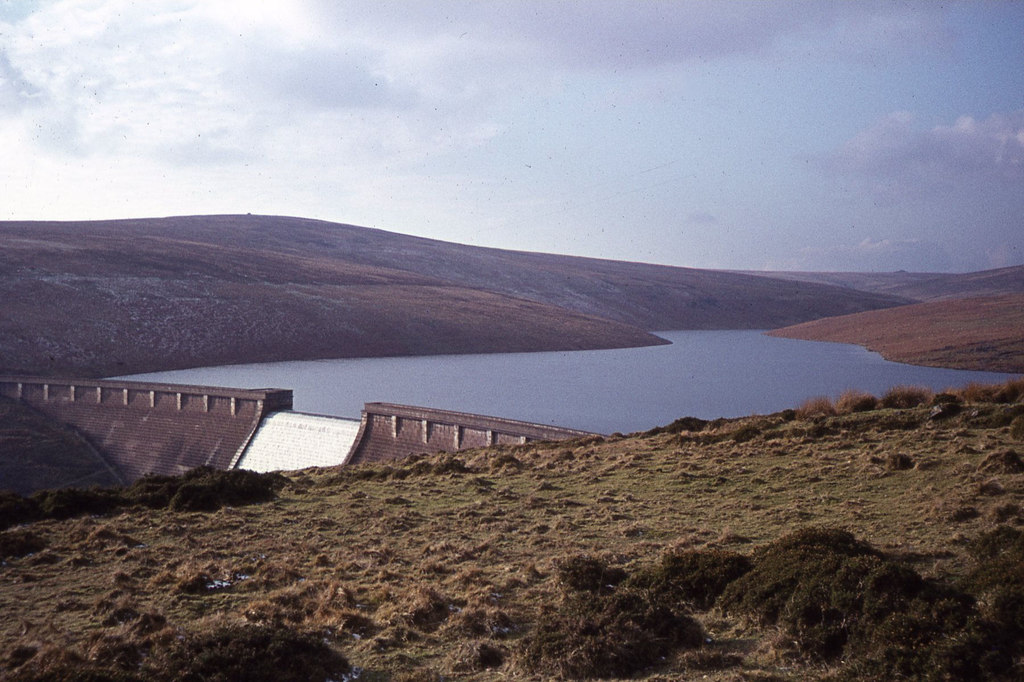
345,402 -> 596,465
0,376 -> 291,482
1,376 -> 595,487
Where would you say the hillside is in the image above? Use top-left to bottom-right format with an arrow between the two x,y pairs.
0,215 -> 907,377
771,293 -> 1024,373
2,381 -> 1023,680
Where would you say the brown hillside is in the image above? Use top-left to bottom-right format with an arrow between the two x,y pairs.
0,215 -> 908,376
770,293 -> 1024,373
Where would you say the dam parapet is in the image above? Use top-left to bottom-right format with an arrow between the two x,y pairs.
346,402 -> 595,465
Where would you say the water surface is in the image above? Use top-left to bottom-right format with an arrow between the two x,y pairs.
120,331 -> 1017,434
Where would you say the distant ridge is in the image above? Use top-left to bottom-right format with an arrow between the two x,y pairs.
737,264 -> 1024,301
1,214 -> 908,376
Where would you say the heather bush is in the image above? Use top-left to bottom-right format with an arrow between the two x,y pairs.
0,491 -> 40,531
519,585 -> 703,678
646,416 -> 709,436
554,554 -> 627,594
963,526 -> 1024,638
627,548 -> 752,611
720,527 -> 1014,678
31,487 -> 120,520
150,623 -> 350,682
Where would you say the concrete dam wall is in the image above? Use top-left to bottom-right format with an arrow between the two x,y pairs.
0,376 -> 292,482
1,376 -> 593,486
346,402 -> 595,465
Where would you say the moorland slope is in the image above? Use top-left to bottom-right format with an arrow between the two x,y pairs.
771,293 -> 1024,373
0,215 -> 907,376
2,380 -> 1023,680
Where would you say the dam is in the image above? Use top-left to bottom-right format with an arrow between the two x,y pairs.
0,376 -> 594,486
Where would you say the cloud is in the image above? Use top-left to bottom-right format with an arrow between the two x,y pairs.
0,50 -> 40,113
302,1 -> 949,70
825,110 -> 1024,191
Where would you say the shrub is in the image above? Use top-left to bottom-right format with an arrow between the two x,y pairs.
0,491 -> 40,531
627,549 -> 752,611
796,396 -> 837,418
31,487 -> 120,520
518,586 -> 703,679
646,416 -> 709,436
729,423 -> 762,443
879,385 -> 933,410
720,527 -> 1014,678
836,389 -> 878,414
149,623 -> 350,682
554,555 -> 628,594
167,467 -> 283,512
963,526 -> 1024,637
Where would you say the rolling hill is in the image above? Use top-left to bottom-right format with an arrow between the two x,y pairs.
0,215 -> 908,377
770,292 -> 1024,373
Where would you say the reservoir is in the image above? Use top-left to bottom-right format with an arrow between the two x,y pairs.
119,330 -> 1018,435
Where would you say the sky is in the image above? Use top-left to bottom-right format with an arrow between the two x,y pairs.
1,1 -> 1022,273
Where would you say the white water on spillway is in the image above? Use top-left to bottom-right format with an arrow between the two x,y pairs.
236,411 -> 361,473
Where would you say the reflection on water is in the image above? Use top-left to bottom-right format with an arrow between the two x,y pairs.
118,330 -> 1017,434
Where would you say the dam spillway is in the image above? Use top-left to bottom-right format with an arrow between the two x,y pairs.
0,376 -> 594,488
236,411 -> 362,473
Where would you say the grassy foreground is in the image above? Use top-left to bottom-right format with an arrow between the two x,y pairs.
2,381 -> 1024,680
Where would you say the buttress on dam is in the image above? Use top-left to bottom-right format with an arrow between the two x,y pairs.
0,376 -> 593,485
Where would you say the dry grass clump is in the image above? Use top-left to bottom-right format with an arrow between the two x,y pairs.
880,385 -> 934,410
836,389 -> 878,414
796,395 -> 837,418
1011,415 -> 1024,441
961,378 -> 1024,404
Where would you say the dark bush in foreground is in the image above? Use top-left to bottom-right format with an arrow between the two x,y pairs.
0,491 -> 41,531
720,527 -> 1015,679
519,586 -> 703,679
627,548 -> 752,611
32,487 -> 120,520
963,526 -> 1024,638
2,468 -> 285,530
555,554 -> 628,594
151,623 -> 349,682
125,467 -> 284,512
6,624 -> 349,682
